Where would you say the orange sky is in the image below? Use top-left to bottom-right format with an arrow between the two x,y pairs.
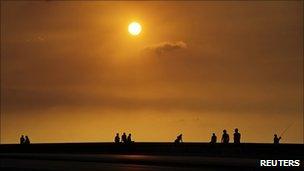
1,1 -> 303,144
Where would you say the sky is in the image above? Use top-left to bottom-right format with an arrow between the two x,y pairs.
0,1 -> 303,144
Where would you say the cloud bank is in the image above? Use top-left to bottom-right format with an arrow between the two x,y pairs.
145,41 -> 187,55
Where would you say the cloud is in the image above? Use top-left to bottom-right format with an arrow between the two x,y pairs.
25,34 -> 46,42
144,41 -> 187,55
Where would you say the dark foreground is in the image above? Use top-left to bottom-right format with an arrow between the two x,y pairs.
1,143 -> 303,170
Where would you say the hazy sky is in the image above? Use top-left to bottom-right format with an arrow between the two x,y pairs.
1,1 -> 303,143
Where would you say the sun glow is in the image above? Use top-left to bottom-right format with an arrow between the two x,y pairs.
128,22 -> 142,36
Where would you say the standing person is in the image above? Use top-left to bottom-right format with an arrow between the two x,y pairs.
127,134 -> 132,144
233,128 -> 241,144
210,133 -> 217,144
20,135 -> 25,144
114,133 -> 120,143
221,130 -> 229,144
273,134 -> 281,144
24,136 -> 30,144
121,132 -> 127,144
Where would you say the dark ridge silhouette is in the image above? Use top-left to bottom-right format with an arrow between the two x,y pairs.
1,142 -> 303,159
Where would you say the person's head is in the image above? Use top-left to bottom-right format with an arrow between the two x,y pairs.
212,133 -> 215,136
223,130 -> 227,133
21,135 -> 24,137
128,134 -> 131,136
116,133 -> 119,136
123,132 -> 126,135
25,136 -> 28,138
235,128 -> 238,133
274,134 -> 277,137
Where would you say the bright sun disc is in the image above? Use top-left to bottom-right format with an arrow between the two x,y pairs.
128,22 -> 141,36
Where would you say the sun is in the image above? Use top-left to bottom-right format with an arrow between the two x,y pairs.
128,22 -> 142,36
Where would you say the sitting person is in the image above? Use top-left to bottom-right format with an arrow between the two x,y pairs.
121,132 -> 127,143
114,133 -> 120,143
24,136 -> 30,144
20,135 -> 25,144
127,134 -> 134,144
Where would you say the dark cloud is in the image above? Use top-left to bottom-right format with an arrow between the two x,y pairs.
144,41 -> 187,55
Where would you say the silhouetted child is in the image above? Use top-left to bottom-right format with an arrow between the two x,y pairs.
127,134 -> 132,144
174,134 -> 183,143
24,136 -> 30,144
221,130 -> 229,144
233,128 -> 241,144
20,135 -> 25,144
273,134 -> 281,144
210,133 -> 217,144
121,132 -> 127,144
114,133 -> 120,143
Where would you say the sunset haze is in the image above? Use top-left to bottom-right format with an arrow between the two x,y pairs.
1,1 -> 303,144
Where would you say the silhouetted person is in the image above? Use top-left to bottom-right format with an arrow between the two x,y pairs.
221,130 -> 229,144
121,132 -> 127,143
24,136 -> 30,144
233,128 -> 241,144
174,134 -> 183,143
114,133 -> 120,143
273,134 -> 281,144
210,133 -> 217,144
127,134 -> 132,144
20,135 -> 25,144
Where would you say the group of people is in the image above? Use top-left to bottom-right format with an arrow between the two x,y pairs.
20,135 -> 30,144
114,132 -> 133,144
210,128 -> 241,144
19,130 -> 282,144
172,129 -> 241,144
174,128 -> 282,144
